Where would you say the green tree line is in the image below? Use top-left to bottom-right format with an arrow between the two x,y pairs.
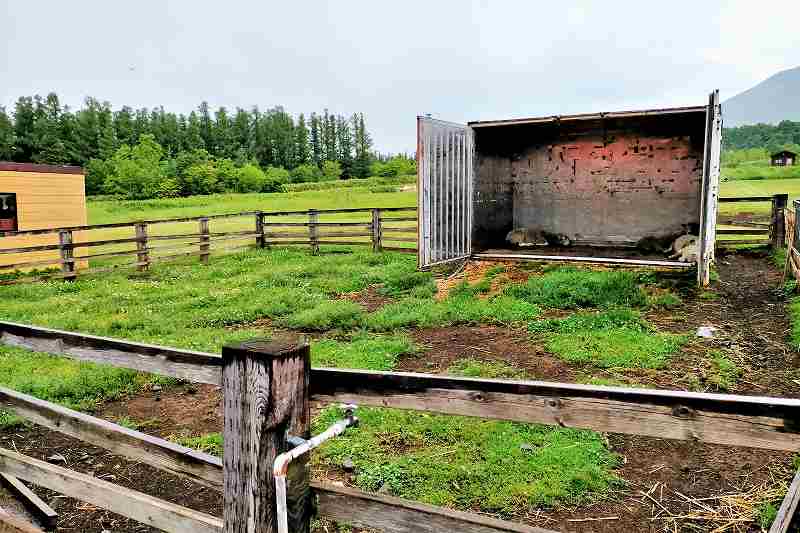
0,93 -> 382,196
723,120 -> 800,152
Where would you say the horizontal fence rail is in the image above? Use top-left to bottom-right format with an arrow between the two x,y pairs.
2,321 -> 800,452
1,321 -> 800,531
0,206 -> 418,285
717,194 -> 787,249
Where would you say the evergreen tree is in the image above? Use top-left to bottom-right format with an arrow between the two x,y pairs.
352,113 -> 373,179
13,97 -> 36,162
32,93 -> 69,164
114,106 -> 136,146
232,108 -> 252,159
335,115 -> 353,179
133,107 -> 150,141
295,113 -> 309,166
185,111 -> 204,152
214,107 -> 235,158
198,101 -> 213,153
0,107 -> 16,160
309,113 -> 322,168
322,109 -> 336,162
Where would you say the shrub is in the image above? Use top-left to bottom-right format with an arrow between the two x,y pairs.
264,166 -> 290,183
321,160 -> 343,181
290,163 -> 323,183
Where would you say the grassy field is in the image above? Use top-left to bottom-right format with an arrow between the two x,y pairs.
720,178 -> 800,216
0,179 -> 791,520
0,240 -> 700,516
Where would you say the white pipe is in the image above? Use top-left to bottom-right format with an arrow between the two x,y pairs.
274,405 -> 357,533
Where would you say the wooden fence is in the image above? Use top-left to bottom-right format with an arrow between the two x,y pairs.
0,321 -> 798,532
717,193 -> 788,249
0,207 -> 418,285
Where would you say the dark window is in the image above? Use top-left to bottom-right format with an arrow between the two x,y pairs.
0,193 -> 17,232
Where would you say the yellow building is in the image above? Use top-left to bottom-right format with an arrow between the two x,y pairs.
0,163 -> 88,271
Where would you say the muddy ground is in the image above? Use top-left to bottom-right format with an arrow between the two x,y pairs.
2,251 -> 798,532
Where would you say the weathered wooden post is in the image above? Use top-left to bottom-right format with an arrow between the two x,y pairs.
58,230 -> 76,280
199,217 -> 210,265
371,208 -> 382,253
773,194 -> 789,248
135,222 -> 149,271
308,209 -> 319,255
255,211 -> 265,249
221,337 -> 311,533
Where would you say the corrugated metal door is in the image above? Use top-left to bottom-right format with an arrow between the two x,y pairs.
698,90 -> 722,287
416,117 -> 474,268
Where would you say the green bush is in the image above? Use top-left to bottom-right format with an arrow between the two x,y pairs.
290,163 -> 323,183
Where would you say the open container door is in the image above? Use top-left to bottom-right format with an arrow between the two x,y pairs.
417,117 -> 474,269
697,90 -> 722,287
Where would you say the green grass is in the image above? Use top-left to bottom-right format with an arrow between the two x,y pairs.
0,411 -> 26,430
648,291 -> 682,309
447,358 -> 527,379
0,346 -> 145,411
365,294 -> 540,331
88,188 -> 416,225
706,352 -> 741,392
757,502 -> 779,530
530,310 -> 687,369
790,297 -> 800,350
313,334 -> 415,371
312,406 -> 622,514
719,178 -> 800,216
505,267 -> 647,309
169,433 -> 224,456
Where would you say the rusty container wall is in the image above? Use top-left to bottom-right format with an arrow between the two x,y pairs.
471,111 -> 708,249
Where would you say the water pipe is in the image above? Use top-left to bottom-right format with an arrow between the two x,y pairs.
274,404 -> 358,533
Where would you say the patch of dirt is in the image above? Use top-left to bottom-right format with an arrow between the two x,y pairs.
399,325 -> 582,382
535,436 -> 794,532
436,259 -> 536,299
100,383 -> 222,438
338,286 -> 394,312
644,251 -> 800,397
0,425 -> 221,533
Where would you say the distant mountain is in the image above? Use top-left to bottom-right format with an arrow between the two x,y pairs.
724,67 -> 800,127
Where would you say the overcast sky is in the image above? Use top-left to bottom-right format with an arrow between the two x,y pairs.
2,1 -> 798,153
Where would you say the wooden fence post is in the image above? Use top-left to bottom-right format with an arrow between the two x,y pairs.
773,194 -> 789,248
199,217 -> 210,265
221,337 -> 311,533
372,208 -> 382,253
58,230 -> 75,280
135,222 -> 149,271
255,211 -> 265,249
308,209 -> 319,255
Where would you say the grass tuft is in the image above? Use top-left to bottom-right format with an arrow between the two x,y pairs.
169,433 -> 224,456
312,406 -> 622,514
281,300 -> 364,331
505,267 -> 647,309
312,333 -> 415,371
447,358 -> 527,379
530,309 -> 686,369
706,352 -> 741,391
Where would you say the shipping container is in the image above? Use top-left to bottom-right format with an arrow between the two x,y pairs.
416,90 -> 722,286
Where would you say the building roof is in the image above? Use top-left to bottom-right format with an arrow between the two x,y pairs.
771,150 -> 798,157
468,105 -> 707,128
0,162 -> 84,175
